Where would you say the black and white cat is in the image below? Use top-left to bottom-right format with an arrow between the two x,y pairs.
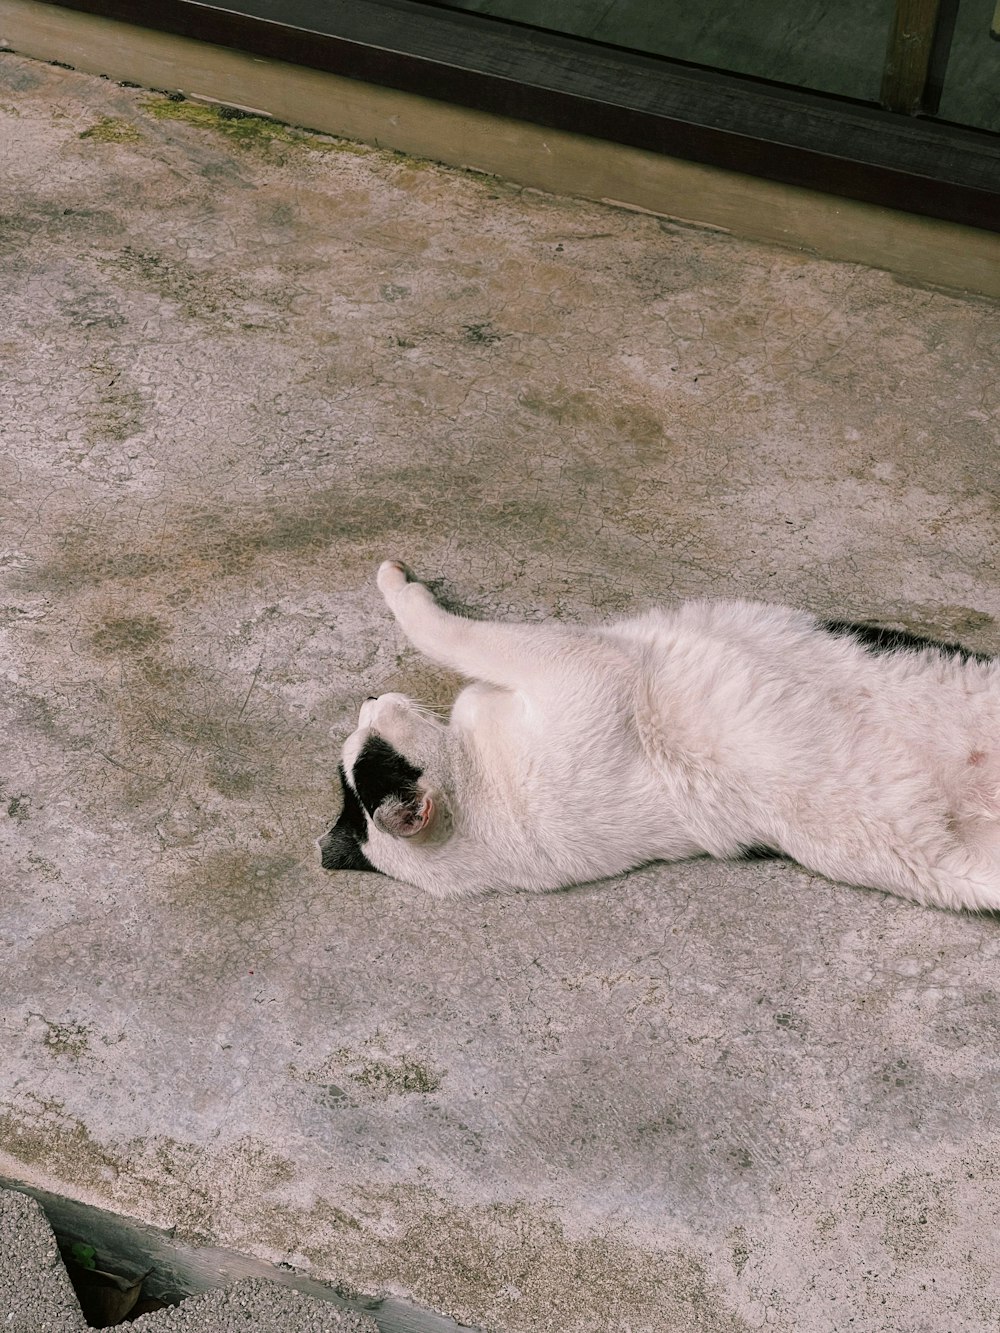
320,561 -> 1000,911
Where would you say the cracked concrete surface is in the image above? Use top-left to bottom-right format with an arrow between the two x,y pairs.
2,51 -> 1000,1333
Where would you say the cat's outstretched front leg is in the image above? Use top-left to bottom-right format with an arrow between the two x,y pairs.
376,560 -> 595,690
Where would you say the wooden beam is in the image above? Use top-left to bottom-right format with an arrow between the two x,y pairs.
881,0 -> 943,113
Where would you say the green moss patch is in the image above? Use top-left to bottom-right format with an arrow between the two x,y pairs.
143,97 -> 371,155
79,116 -> 142,144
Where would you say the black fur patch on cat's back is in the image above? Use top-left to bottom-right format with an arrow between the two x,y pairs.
822,619 -> 993,663
734,844 -> 782,860
320,765 -> 377,873
352,735 -> 423,816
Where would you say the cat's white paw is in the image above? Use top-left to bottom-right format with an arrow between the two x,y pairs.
377,560 -> 411,600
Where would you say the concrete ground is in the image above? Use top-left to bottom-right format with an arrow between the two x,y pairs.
1,49 -> 999,1333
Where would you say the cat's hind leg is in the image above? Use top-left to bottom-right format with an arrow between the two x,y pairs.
924,840 -> 1000,913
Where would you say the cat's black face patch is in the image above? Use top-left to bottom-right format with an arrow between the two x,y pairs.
320,764 -> 378,873
822,619 -> 993,664
352,735 -> 423,817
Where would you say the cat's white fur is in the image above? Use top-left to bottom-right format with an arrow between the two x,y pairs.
330,560 -> 1000,910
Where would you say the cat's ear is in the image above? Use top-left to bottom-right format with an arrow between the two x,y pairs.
374,791 -> 436,839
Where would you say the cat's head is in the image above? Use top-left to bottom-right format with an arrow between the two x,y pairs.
319,693 -> 449,877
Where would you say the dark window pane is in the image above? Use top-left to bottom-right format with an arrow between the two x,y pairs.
433,0 -> 896,102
